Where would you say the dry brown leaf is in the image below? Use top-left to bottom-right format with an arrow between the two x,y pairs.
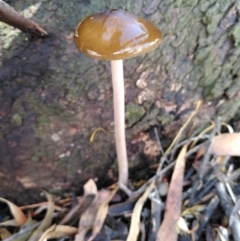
0,219 -> 18,227
0,198 -> 27,226
60,193 -> 94,225
210,133 -> 240,156
28,191 -> 55,241
126,181 -> 155,241
39,225 -> 78,241
60,202 -> 81,225
74,179 -> 98,241
156,145 -> 187,241
75,179 -> 112,241
38,225 -> 56,241
0,227 -> 12,239
88,187 -> 118,241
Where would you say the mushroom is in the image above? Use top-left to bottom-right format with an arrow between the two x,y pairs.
74,9 -> 162,186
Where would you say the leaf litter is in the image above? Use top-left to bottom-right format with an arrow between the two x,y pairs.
1,101 -> 240,240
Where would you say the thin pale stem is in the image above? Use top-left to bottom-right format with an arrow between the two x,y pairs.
111,60 -> 128,185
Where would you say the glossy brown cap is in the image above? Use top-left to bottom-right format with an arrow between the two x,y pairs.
74,9 -> 162,60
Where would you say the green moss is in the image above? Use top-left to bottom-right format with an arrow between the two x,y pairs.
195,46 -> 213,62
36,115 -> 51,131
202,8 -> 220,34
11,113 -> 23,126
208,83 -> 223,99
56,156 -> 71,171
171,32 -> 187,48
174,0 -> 183,7
26,94 -> 72,135
229,23 -> 240,47
182,0 -> 198,7
31,150 -> 45,162
217,99 -> 240,121
206,14 -> 222,34
157,112 -> 174,126
201,1 -> 233,35
65,87 -> 83,102
199,1 -> 215,12
125,103 -> 146,127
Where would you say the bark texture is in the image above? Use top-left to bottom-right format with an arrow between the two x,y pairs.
0,0 -> 240,203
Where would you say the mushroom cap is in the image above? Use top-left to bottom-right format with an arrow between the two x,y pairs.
74,9 -> 162,60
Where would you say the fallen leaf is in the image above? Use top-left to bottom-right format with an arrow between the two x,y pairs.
12,216 -> 39,241
39,225 -> 78,241
88,187 -> 118,241
74,179 -> 98,241
0,220 -> 18,227
0,227 -> 12,239
3,221 -> 40,241
60,195 -> 94,225
0,198 -> 27,226
126,180 -> 155,241
156,145 -> 187,241
38,225 -> 56,241
28,191 -> 55,241
211,133 -> 240,156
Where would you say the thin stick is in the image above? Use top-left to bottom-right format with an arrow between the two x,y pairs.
0,0 -> 47,36
165,101 -> 201,155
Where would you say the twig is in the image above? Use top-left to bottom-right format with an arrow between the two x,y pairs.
118,182 -> 133,198
170,135 -> 208,162
148,187 -> 163,241
133,160 -> 175,196
164,101 -> 201,155
195,191 -> 216,205
0,0 -> 48,36
188,118 -> 220,206
195,195 -> 220,239
154,127 -> 164,155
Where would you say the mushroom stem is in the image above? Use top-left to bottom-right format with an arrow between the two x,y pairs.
111,60 -> 128,185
